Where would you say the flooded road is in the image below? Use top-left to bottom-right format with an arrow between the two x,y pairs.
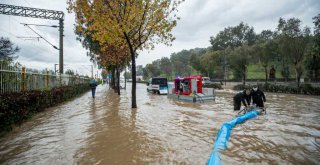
0,83 -> 319,164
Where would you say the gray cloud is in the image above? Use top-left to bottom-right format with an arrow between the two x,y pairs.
138,0 -> 319,66
0,0 -> 95,74
0,0 -> 319,70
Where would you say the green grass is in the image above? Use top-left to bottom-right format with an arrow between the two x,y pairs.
247,64 -> 296,79
247,65 -> 265,79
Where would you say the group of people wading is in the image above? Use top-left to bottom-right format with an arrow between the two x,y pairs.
233,86 -> 266,111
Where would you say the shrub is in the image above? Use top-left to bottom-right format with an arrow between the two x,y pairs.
0,84 -> 90,135
203,83 -> 223,89
233,84 -> 252,90
233,83 -> 320,95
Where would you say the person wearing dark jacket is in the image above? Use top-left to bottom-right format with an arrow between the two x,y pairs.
90,79 -> 98,98
251,86 -> 266,108
233,89 -> 251,111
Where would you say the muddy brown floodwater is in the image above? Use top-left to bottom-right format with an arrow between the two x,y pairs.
0,83 -> 319,164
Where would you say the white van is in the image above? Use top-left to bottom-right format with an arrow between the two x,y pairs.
147,77 -> 168,94
202,77 -> 211,85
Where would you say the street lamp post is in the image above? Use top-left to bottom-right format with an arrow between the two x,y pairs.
59,19 -> 64,74
54,64 -> 58,74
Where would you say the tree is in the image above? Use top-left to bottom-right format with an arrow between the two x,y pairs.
0,37 -> 20,61
210,22 -> 256,82
65,69 -> 75,75
200,50 -> 218,78
305,14 -> 320,80
68,0 -> 182,108
170,49 -> 196,77
159,57 -> 172,79
145,63 -> 161,77
189,49 -> 208,76
210,22 -> 256,51
100,44 -> 130,95
313,14 -> 320,49
142,67 -> 149,80
136,65 -> 144,76
124,71 -> 132,79
277,17 -> 311,87
254,30 -> 278,83
229,44 -> 252,85
190,53 -> 204,74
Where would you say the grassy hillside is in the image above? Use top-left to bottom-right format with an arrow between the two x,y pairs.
247,64 -> 296,79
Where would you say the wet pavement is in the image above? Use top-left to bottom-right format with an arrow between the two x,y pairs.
0,83 -> 319,164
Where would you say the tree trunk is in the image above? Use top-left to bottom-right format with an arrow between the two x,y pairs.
315,68 -> 319,80
114,67 -> 118,93
242,66 -> 247,85
264,66 -> 268,84
111,67 -> 116,89
131,52 -> 137,108
116,66 -> 120,95
124,65 -> 127,90
242,73 -> 246,85
295,65 -> 302,88
124,32 -> 137,108
312,55 -> 317,80
296,68 -> 301,88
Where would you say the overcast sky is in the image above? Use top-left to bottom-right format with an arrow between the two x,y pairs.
0,0 -> 319,76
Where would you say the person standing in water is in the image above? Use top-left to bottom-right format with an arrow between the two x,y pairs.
90,79 -> 98,98
251,86 -> 266,108
233,89 -> 251,111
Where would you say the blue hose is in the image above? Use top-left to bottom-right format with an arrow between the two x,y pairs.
207,110 -> 261,165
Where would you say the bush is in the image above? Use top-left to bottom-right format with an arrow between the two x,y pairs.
0,84 -> 90,135
232,83 -> 320,95
233,84 -> 252,90
203,83 -> 223,89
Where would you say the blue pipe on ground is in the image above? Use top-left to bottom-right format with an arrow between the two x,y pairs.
207,110 -> 261,165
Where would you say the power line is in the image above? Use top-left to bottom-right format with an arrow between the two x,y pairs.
0,26 -> 59,59
20,23 -> 59,28
5,0 -> 84,72
21,23 -> 59,50
16,36 -> 40,41
1,3 -> 63,72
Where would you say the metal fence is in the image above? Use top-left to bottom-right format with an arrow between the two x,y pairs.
0,62 -> 90,94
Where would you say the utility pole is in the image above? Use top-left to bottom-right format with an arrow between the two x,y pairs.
59,18 -> 64,74
0,4 -> 64,73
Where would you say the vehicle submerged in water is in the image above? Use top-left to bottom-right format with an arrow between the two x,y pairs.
147,77 -> 168,94
167,75 -> 215,102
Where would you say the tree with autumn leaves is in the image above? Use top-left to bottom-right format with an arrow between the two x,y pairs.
68,0 -> 182,108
